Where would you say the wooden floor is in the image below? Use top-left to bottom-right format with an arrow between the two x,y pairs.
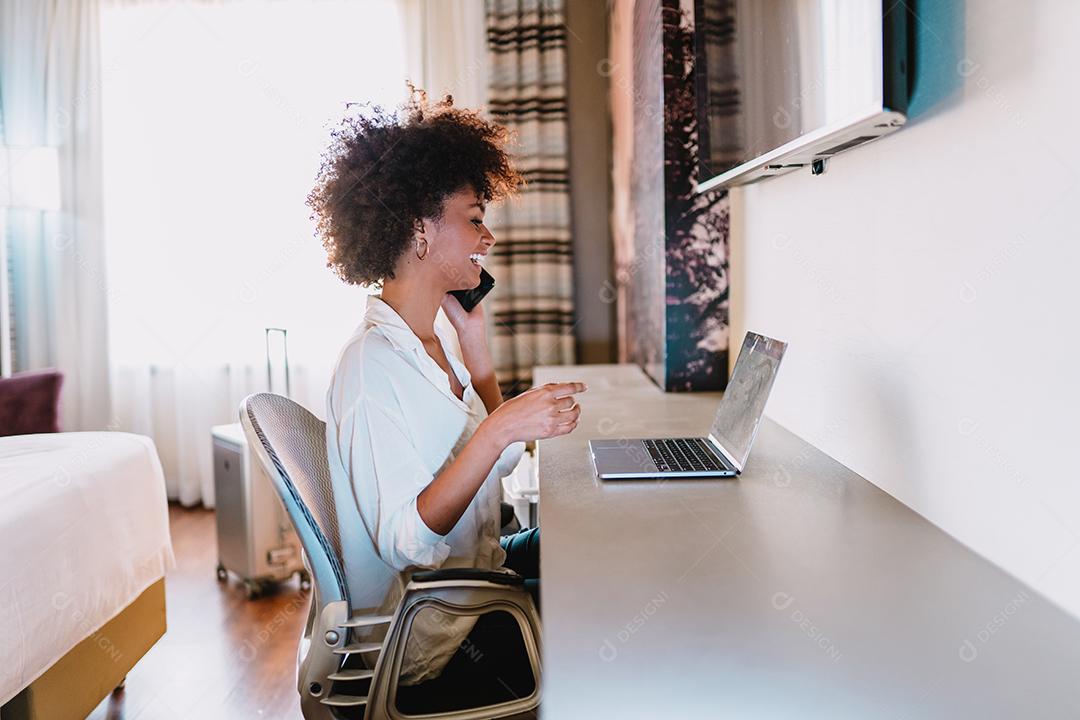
90,504 -> 307,719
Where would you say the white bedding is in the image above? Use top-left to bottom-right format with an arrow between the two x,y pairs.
0,432 -> 174,705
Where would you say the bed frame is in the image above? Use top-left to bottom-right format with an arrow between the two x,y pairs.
0,578 -> 166,720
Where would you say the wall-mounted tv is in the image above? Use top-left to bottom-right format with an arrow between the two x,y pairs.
694,0 -> 910,190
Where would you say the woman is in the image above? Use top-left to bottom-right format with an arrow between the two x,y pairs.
308,91 -> 586,687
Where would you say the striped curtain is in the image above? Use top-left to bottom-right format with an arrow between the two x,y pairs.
485,0 -> 575,396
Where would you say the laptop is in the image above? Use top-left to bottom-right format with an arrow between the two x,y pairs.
588,332 -> 787,480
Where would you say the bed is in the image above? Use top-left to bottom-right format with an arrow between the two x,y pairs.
0,431 -> 174,719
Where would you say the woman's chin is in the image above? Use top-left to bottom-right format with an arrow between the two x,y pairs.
461,263 -> 482,287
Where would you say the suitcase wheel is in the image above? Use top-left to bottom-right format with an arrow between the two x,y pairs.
244,578 -> 265,600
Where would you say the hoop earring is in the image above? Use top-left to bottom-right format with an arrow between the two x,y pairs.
415,238 -> 428,261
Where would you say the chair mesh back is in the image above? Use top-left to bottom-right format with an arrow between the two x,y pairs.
242,393 -> 348,599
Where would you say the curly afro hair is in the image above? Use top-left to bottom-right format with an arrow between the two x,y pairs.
307,89 -> 522,287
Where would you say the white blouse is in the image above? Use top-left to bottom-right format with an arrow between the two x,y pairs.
326,294 -> 524,684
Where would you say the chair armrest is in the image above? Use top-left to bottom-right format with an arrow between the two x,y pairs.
410,568 -> 524,586
368,568 -> 542,718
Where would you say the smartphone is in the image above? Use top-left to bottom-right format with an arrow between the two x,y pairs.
449,268 -> 495,312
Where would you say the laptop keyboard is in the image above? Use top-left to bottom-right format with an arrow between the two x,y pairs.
643,438 -> 728,473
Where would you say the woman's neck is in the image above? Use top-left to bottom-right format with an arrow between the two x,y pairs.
380,275 -> 444,343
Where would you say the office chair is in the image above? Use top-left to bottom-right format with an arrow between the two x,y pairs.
239,393 -> 542,720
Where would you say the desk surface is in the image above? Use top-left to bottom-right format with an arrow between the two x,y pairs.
535,364 -> 1080,719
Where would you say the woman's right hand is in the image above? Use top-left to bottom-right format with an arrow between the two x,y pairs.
482,381 -> 587,445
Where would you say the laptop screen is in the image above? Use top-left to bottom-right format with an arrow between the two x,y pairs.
709,332 -> 787,471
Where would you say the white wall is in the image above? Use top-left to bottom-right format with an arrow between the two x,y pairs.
730,2 -> 1080,618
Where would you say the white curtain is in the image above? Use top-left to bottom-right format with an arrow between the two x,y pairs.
0,0 -> 112,431
399,0 -> 492,361
400,0 -> 489,108
100,0 -> 407,506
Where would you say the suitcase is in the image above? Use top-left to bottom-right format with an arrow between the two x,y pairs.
212,421 -> 308,598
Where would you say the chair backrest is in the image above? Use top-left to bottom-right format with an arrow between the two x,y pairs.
0,369 -> 63,435
240,392 -> 348,604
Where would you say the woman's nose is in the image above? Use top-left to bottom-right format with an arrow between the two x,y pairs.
482,225 -> 496,247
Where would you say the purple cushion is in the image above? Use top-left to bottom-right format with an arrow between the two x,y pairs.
0,369 -> 64,436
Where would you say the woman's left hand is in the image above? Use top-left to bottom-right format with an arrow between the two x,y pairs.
441,293 -> 487,342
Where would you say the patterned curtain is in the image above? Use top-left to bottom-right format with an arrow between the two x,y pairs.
485,0 -> 575,396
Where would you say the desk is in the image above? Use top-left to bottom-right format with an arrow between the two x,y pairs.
535,364 -> 1080,719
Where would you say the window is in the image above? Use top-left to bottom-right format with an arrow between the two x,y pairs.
102,0 -> 405,377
